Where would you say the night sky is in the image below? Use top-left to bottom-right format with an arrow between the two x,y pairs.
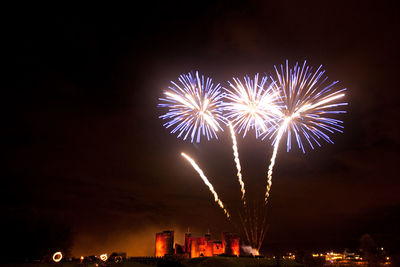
3,1 -> 400,259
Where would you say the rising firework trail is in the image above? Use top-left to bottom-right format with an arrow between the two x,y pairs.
159,71 -> 226,143
181,152 -> 230,219
229,123 -> 246,205
265,118 -> 290,204
223,74 -> 281,138
263,60 -> 347,203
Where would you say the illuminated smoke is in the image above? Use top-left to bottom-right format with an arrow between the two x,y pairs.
229,123 -> 246,205
241,245 -> 260,256
181,152 -> 230,218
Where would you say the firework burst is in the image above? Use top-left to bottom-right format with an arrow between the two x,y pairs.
264,60 -> 347,203
222,74 -> 281,138
158,71 -> 226,143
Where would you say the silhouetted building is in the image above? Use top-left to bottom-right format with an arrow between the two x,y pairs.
184,231 -> 192,256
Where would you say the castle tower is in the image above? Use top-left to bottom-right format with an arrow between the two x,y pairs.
184,229 -> 192,255
155,230 -> 174,257
204,230 -> 213,257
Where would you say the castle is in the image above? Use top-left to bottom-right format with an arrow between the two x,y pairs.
155,230 -> 240,258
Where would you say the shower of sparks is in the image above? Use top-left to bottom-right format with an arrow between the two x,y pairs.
222,74 -> 281,138
264,60 -> 347,203
159,71 -> 226,143
229,123 -> 246,205
181,152 -> 230,219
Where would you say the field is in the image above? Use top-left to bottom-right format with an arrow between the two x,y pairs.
0,257 -> 303,267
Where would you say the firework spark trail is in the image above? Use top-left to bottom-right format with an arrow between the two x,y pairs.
265,119 -> 289,204
239,212 -> 251,246
229,123 -> 246,205
181,152 -> 230,219
239,200 -> 268,251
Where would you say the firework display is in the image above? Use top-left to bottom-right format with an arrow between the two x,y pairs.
158,71 -> 226,143
159,62 -> 347,252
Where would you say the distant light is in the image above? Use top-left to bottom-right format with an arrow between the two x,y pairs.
115,255 -> 123,263
100,253 -> 108,261
52,252 -> 63,263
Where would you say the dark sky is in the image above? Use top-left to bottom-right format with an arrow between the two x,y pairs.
3,1 -> 400,258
